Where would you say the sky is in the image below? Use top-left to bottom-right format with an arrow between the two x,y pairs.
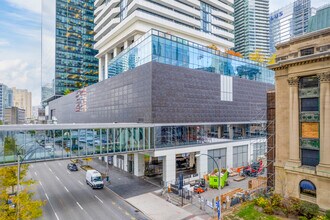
0,0 -> 328,106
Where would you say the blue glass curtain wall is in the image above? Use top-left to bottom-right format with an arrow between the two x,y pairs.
108,30 -> 274,84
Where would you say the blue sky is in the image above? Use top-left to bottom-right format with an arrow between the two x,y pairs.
0,0 -> 328,106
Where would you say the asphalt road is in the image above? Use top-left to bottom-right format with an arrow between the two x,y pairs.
28,160 -> 149,220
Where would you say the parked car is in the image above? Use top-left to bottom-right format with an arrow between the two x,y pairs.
67,163 -> 78,171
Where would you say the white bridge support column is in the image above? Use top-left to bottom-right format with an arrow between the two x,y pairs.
196,149 -> 208,177
134,153 -> 145,177
123,154 -> 128,172
162,154 -> 176,186
113,155 -> 117,167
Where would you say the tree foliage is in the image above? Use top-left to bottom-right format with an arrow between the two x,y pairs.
63,88 -> 71,95
268,54 -> 276,65
4,137 -> 17,156
0,165 -> 33,194
249,49 -> 266,63
207,44 -> 218,50
225,49 -> 243,58
0,189 -> 44,220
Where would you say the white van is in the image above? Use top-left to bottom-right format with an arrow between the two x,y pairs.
85,170 -> 104,189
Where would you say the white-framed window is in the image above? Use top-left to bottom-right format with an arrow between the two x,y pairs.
221,75 -> 233,101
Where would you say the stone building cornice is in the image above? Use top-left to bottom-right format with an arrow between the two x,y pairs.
287,77 -> 300,86
269,54 -> 330,71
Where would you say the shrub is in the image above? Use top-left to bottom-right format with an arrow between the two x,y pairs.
255,196 -> 269,208
311,216 -> 327,220
270,193 -> 282,208
264,204 -> 274,215
298,217 -> 308,220
281,197 -> 301,217
298,201 -> 320,219
326,210 -> 330,219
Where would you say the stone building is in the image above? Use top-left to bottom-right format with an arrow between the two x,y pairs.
269,27 -> 330,210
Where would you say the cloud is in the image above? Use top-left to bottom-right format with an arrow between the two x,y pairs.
0,39 -> 10,46
0,59 -> 41,106
5,0 -> 41,14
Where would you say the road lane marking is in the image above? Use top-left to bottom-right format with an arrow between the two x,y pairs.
54,213 -> 60,220
67,170 -> 71,174
94,195 -> 103,204
118,206 -> 122,210
48,168 -> 52,172
30,164 -> 34,168
64,186 -> 69,192
78,180 -> 83,186
76,202 -> 83,210
55,176 -> 60,181
39,181 -> 43,186
45,193 -> 60,220
34,172 -> 38,176
58,162 -> 62,166
112,202 -> 116,205
125,211 -> 129,216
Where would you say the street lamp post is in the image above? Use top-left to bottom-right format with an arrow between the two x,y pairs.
196,153 -> 222,220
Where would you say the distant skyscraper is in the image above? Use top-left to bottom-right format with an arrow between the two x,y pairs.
269,0 -> 315,53
12,87 -> 32,120
234,0 -> 270,58
0,83 -> 9,121
308,4 -> 330,33
41,0 -> 98,104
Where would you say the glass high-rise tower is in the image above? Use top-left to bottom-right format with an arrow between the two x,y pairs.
234,0 -> 270,58
41,0 -> 98,104
269,0 -> 314,53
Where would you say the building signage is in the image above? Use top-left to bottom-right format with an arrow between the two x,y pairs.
270,11 -> 283,21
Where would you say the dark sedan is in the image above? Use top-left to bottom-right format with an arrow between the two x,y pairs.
67,163 -> 78,171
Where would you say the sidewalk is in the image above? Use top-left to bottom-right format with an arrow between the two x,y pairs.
87,158 -> 207,220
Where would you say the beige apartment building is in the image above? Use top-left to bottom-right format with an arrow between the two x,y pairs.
269,27 -> 330,210
12,87 -> 32,120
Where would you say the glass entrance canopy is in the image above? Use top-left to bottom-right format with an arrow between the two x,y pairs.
0,122 -> 266,166
108,29 -> 274,84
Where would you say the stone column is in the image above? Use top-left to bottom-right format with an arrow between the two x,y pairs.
113,47 -> 118,58
317,72 -> 330,177
286,76 -> 301,168
227,125 -> 234,139
162,153 -> 176,186
134,153 -> 145,177
124,40 -> 129,49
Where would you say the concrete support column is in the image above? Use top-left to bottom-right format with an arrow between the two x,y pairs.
317,72 -> 330,177
217,126 -> 222,138
98,57 -> 104,81
104,53 -> 109,79
196,149 -> 208,177
189,153 -> 195,168
162,154 -> 176,186
228,125 -> 234,139
124,40 -> 129,49
134,153 -> 145,177
123,154 -> 128,172
285,76 -> 301,168
113,47 -> 118,58
113,155 -> 117,167
226,145 -> 233,168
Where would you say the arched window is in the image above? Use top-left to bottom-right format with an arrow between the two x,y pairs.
300,180 -> 316,197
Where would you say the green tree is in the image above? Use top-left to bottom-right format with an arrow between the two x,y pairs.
4,137 -> 17,157
0,120 -> 3,125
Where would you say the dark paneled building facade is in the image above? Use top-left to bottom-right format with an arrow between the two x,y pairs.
49,62 -> 273,123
